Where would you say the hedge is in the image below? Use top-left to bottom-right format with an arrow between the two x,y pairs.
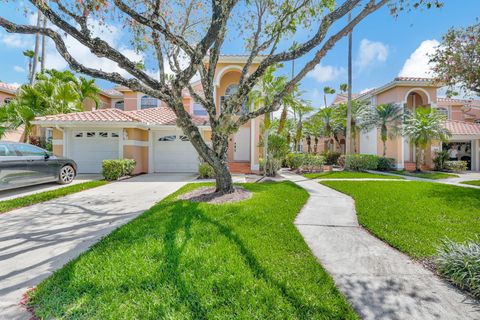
345,154 -> 379,171
286,153 -> 325,172
198,162 -> 215,179
102,159 -> 136,181
445,160 -> 468,172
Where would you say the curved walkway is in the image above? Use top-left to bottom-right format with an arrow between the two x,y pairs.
0,173 -> 194,320
282,171 -> 480,320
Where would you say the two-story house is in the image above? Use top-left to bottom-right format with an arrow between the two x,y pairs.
329,77 -> 480,171
31,55 -> 263,174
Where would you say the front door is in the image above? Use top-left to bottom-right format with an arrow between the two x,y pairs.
234,127 -> 250,161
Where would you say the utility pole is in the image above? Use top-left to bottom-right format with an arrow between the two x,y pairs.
40,0 -> 49,72
345,12 -> 353,155
31,10 -> 42,84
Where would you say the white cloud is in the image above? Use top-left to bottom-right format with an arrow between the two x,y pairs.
307,63 -> 346,83
0,33 -> 33,48
398,39 -> 440,77
356,39 -> 388,70
13,65 -> 25,73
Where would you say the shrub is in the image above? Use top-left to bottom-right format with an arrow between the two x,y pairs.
445,160 -> 467,172
286,153 -> 325,172
345,154 -> 379,171
321,151 -> 341,165
377,157 -> 395,171
260,158 -> 283,176
337,155 -> 346,168
102,159 -> 136,181
436,238 -> 480,299
198,162 -> 215,179
433,150 -> 449,171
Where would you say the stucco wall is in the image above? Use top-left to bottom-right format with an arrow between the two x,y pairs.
123,145 -> 148,174
123,91 -> 138,111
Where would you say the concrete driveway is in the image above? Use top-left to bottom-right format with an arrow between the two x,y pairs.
0,173 -> 194,319
0,174 -> 102,201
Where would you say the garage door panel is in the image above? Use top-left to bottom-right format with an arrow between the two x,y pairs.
69,130 -> 119,173
153,131 -> 199,173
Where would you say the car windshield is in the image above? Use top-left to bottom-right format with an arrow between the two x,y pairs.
0,144 -> 16,156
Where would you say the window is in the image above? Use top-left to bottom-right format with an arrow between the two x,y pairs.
141,95 -> 157,109
475,119 -> 480,124
45,128 -> 53,142
86,132 -> 96,138
179,135 -> 189,141
99,132 -> 108,138
0,144 -> 16,156
436,107 -> 449,119
14,144 -> 46,156
114,100 -> 124,110
221,84 -> 249,115
193,102 -> 207,116
74,132 -> 83,138
158,135 -> 176,141
4,98 -> 11,104
111,132 -> 119,138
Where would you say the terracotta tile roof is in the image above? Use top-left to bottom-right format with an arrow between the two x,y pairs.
0,82 -> 19,94
444,120 -> 480,135
35,108 -> 141,123
34,107 -> 209,126
394,77 -> 433,82
100,89 -> 123,98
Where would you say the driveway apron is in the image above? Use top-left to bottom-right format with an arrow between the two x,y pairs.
0,173 -> 194,320
282,171 -> 480,320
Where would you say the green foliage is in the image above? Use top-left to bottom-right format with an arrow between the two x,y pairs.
198,162 -> 215,179
460,180 -> 480,186
321,180 -> 480,258
403,108 -> 451,171
320,150 -> 341,165
394,170 -> 458,180
444,160 -> 468,172
377,157 -> 396,171
0,180 -> 107,214
430,22 -> 480,95
337,155 -> 346,168
303,171 -> 403,180
433,150 -> 449,171
345,154 -> 379,171
436,238 -> 480,298
260,158 -> 283,177
286,153 -> 324,172
28,182 -> 357,319
102,159 -> 136,181
368,103 -> 403,156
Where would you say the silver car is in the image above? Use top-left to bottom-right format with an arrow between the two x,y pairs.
0,141 -> 77,191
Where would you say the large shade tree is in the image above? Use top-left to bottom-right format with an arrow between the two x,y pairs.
430,21 -> 480,96
0,0 -> 442,194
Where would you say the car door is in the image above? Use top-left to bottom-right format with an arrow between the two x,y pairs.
0,143 -> 29,191
13,144 -> 58,184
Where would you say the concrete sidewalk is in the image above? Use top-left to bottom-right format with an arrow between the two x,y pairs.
0,173 -> 194,320
282,171 -> 480,320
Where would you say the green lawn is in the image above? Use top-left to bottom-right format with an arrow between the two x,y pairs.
460,180 -> 480,186
320,181 -> 480,259
0,180 -> 107,214
303,171 -> 403,180
393,170 -> 458,180
28,182 -> 357,320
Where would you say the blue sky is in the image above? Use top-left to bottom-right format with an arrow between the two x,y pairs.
0,1 -> 478,108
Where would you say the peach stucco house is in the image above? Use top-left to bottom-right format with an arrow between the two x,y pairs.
30,55 -> 263,174
330,77 -> 480,171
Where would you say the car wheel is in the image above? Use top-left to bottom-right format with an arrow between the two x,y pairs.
58,165 -> 75,184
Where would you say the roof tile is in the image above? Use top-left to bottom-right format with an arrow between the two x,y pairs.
444,120 -> 480,135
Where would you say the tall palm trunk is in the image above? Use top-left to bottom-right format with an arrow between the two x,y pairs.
277,106 -> 288,134
40,4 -> 48,72
314,136 -> 318,154
382,139 -> 387,157
415,145 -> 422,172
30,10 -> 42,84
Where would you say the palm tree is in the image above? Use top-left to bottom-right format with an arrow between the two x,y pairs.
335,100 -> 371,153
23,50 -> 35,82
403,108 -> 451,171
323,86 -> 336,108
339,83 -> 348,94
311,106 -> 342,152
369,103 -> 403,157
77,77 -> 102,109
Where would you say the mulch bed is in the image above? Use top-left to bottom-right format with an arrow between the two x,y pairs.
178,186 -> 252,204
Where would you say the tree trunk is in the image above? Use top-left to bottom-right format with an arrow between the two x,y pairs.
383,139 -> 387,157
31,10 -> 42,84
277,106 -> 288,134
314,137 -> 318,154
415,146 -> 422,172
213,159 -> 234,194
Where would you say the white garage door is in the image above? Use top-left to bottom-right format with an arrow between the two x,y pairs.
154,131 -> 199,172
69,130 -> 120,173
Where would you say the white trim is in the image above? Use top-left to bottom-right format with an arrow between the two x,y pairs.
250,117 -> 256,170
32,121 -> 211,130
399,136 -> 405,170
214,65 -> 244,86
148,130 -> 154,173
402,87 -> 432,105
52,139 -> 63,145
124,140 -> 149,147
118,129 -> 124,158
63,128 -> 69,157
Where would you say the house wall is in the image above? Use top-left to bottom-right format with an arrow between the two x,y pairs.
52,128 -> 63,156
123,128 -> 149,174
123,91 -> 139,111
0,91 -> 15,104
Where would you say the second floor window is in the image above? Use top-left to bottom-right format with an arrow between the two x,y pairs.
436,107 -> 449,119
193,102 -> 207,116
220,84 -> 249,115
141,95 -> 157,109
114,100 -> 124,110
